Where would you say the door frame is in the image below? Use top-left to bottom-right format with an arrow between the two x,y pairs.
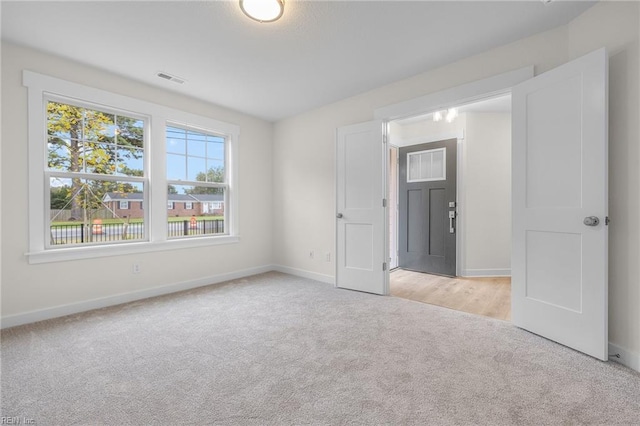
376,67 -> 534,278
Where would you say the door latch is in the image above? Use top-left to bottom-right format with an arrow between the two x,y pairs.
449,210 -> 456,234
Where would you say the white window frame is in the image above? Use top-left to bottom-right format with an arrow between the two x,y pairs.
406,147 -> 447,183
119,201 -> 130,210
166,123 -> 229,239
185,201 -> 193,210
24,71 -> 240,264
167,201 -> 175,210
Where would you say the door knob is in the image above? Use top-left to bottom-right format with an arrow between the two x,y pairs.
336,213 -> 343,219
583,216 -> 600,226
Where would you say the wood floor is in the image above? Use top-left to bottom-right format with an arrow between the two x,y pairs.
390,269 -> 511,321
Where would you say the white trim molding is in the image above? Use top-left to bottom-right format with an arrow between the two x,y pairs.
608,342 -> 640,373
0,264 -> 272,329
272,264 -> 335,285
374,66 -> 533,121
461,268 -> 511,277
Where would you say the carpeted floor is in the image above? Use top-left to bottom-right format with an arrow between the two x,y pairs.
1,272 -> 639,425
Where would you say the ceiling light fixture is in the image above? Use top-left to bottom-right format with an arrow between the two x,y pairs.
240,0 -> 284,23
446,108 -> 458,123
432,108 -> 458,123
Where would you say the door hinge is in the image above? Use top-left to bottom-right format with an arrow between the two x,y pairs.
383,198 -> 387,207
605,216 -> 610,225
383,134 -> 388,144
383,262 -> 387,271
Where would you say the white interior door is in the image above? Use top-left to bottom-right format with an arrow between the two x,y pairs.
336,120 -> 388,295
512,48 -> 608,360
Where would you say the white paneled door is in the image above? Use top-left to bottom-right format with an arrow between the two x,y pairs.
512,48 -> 608,360
336,120 -> 388,295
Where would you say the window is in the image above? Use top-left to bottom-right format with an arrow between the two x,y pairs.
46,100 -> 147,247
166,126 -> 227,238
407,148 -> 446,182
25,71 -> 239,263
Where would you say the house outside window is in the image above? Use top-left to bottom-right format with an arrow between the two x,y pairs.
24,71 -> 240,264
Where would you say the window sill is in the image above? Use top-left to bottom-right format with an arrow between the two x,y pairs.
26,235 -> 240,264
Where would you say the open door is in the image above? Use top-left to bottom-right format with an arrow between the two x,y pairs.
336,120 -> 388,295
512,48 -> 608,360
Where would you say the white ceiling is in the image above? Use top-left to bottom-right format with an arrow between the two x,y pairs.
1,1 -> 595,122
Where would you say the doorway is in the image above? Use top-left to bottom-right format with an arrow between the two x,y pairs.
388,95 -> 512,320
398,139 -> 457,276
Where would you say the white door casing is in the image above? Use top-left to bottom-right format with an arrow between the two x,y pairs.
336,120 -> 388,295
512,48 -> 608,360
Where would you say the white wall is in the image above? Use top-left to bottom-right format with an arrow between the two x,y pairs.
1,43 -> 274,321
463,113 -> 511,276
273,1 -> 640,361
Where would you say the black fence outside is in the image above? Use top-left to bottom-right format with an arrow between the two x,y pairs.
50,219 -> 224,245
167,219 -> 225,238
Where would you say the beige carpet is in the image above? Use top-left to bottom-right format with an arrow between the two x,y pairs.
1,272 -> 639,425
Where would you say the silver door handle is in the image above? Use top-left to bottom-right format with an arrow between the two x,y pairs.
583,216 -> 599,226
336,213 -> 343,219
449,211 -> 456,234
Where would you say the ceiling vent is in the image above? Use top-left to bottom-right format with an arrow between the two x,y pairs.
156,72 -> 185,84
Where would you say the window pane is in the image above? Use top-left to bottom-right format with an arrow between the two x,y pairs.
49,177 -> 145,246
432,150 -> 444,178
116,115 -> 144,148
47,101 -> 145,175
187,156 -> 206,181
82,108 -> 114,141
187,138 -> 206,157
207,139 -> 225,160
47,139 -> 71,170
83,142 -> 116,174
166,128 -> 186,154
408,149 -> 445,182
117,147 -> 144,176
167,154 -> 186,181
167,185 -> 225,238
420,152 -> 432,179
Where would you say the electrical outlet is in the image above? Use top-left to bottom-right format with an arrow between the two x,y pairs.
309,250 -> 315,260
325,252 -> 331,262
132,263 -> 141,274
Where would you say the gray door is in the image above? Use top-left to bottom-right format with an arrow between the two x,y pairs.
398,139 -> 457,276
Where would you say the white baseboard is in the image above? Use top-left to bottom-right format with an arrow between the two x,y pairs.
0,264 -> 273,329
461,268 -> 511,277
271,264 -> 335,285
608,342 -> 640,373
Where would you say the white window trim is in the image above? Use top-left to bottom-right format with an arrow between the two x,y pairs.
185,202 -> 193,210
119,201 -> 130,210
24,70 -> 240,264
406,147 -> 447,183
168,201 -> 175,210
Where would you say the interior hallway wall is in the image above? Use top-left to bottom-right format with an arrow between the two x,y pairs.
462,112 -> 511,276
